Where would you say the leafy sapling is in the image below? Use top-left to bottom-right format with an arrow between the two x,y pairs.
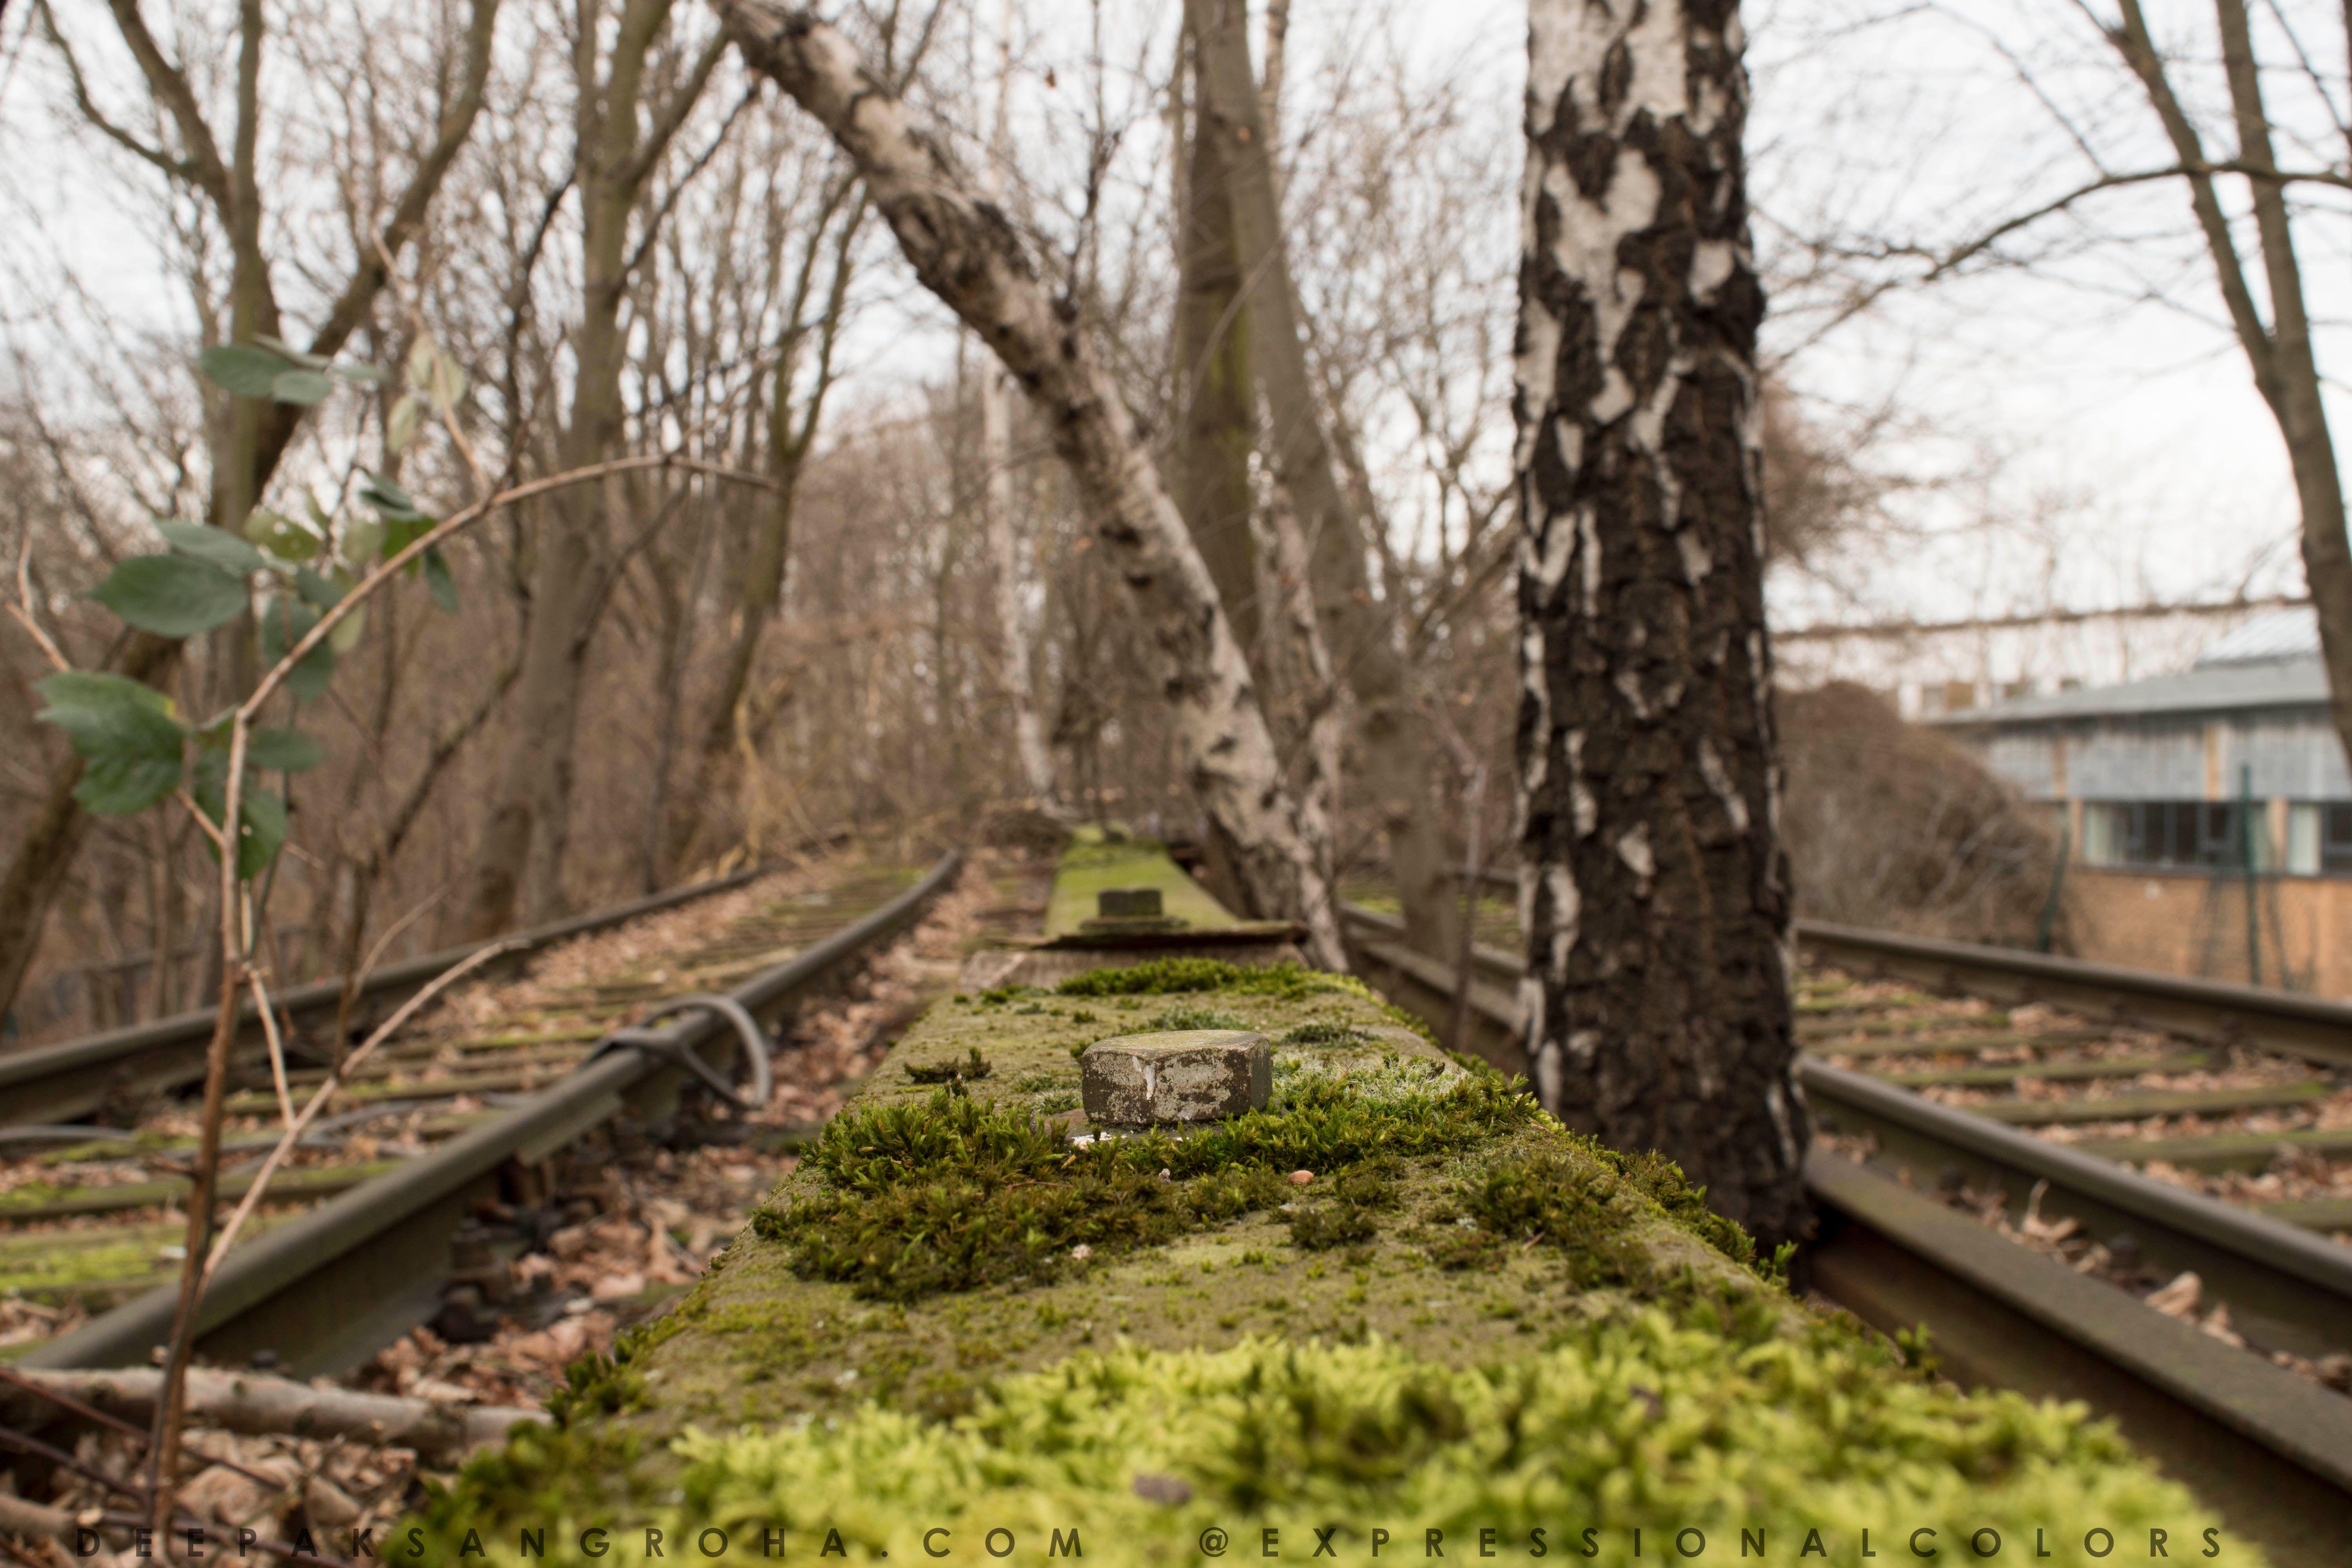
34,332 -> 471,884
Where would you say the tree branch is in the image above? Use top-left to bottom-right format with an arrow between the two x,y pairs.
97,0 -> 232,207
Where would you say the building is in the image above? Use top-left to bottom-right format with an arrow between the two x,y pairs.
1935,610 -> 2352,995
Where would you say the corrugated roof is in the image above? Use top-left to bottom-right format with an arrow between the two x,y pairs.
1934,654 -> 2331,726
2194,607 -> 2319,667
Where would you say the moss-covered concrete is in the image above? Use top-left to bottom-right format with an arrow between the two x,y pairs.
410,959 -> 2247,1566
1043,831 -> 1238,936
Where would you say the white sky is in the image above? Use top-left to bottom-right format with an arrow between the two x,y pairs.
4,0 -> 2345,699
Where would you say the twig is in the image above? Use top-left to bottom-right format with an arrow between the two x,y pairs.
0,1365 -> 282,1493
145,963 -> 243,1535
245,964 -> 296,1127
150,448 -> 777,1538
9,533 -> 69,673
173,789 -> 228,853
203,938 -> 519,1274
0,1367 -> 532,1470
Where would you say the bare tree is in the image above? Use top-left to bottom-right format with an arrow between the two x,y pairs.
717,0 -> 1345,967
2096,0 -> 2352,772
977,0 -> 1058,809
1185,0 -> 1462,963
460,0 -> 727,936
0,0 -> 501,1020
1516,0 -> 1808,1245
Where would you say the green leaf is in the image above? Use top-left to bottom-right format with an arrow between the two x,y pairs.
359,470 -> 428,523
155,521 -> 265,577
422,546 -> 458,613
252,333 -> 330,370
386,394 -> 420,455
245,726 -> 323,773
328,602 -> 367,655
426,348 -> 466,412
292,565 -> 344,609
198,344 -> 291,398
269,369 -> 336,406
237,789 -> 289,878
190,753 -> 289,879
90,554 -> 248,638
261,599 -> 337,702
245,510 -> 321,563
384,517 -> 430,569
333,362 -> 389,388
305,491 -> 336,531
342,513 -> 384,566
77,751 -> 186,814
34,671 -> 185,815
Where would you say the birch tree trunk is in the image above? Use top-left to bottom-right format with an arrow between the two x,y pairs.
981,359 -> 1059,805
1515,0 -> 1808,1246
717,0 -> 1344,969
1183,0 -> 1461,965
1169,24 -> 1266,677
978,9 -> 1058,808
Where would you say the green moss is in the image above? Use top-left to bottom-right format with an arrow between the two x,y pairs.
750,1077 -> 1525,1304
903,1047 -> 992,1085
419,953 -> 2235,1566
1043,829 -> 1238,936
411,1328 -> 2233,1566
1148,1004 -> 1249,1031
1432,1149 -> 1644,1285
1279,1021 -> 1372,1047
1056,957 -> 1346,999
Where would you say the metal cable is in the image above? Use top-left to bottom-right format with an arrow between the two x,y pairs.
587,991 -> 774,1110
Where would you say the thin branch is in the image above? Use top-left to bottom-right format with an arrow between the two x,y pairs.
203,938 -> 519,1273
9,534 -> 68,673
244,963 -> 294,1126
93,0 -> 232,205
34,0 -> 200,184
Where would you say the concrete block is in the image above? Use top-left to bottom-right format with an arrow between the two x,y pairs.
1097,887 -> 1163,919
1080,1030 -> 1269,1124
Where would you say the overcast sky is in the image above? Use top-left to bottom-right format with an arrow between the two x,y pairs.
4,0 -> 2344,692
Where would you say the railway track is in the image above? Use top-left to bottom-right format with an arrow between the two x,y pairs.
1341,902 -> 2352,1568
0,850 -> 973,1378
10,842 -> 2346,1564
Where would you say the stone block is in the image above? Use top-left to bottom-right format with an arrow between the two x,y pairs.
1080,1030 -> 1269,1124
1096,887 -> 1164,919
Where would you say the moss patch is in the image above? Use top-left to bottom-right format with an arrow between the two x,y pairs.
1043,831 -> 1237,936
410,955 -> 2235,1563
419,1327 -> 2230,1566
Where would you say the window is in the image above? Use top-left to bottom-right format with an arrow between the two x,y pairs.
2085,801 -> 2256,870
2327,805 -> 2352,874
2281,803 -> 2352,876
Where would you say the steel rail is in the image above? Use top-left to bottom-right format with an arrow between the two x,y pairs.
1349,901 -> 2352,1074
1340,902 -> 2352,1351
21,851 -> 963,1379
1800,1057 -> 2352,1361
1808,1154 -> 2352,1568
1336,900 -> 2352,1568
1796,920 -> 2352,1070
0,864 -> 789,1127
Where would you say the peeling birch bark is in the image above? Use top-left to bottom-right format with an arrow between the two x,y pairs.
977,24 -> 1058,810
717,0 -> 1343,968
1514,0 -> 1807,1245
980,357 -> 1058,807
